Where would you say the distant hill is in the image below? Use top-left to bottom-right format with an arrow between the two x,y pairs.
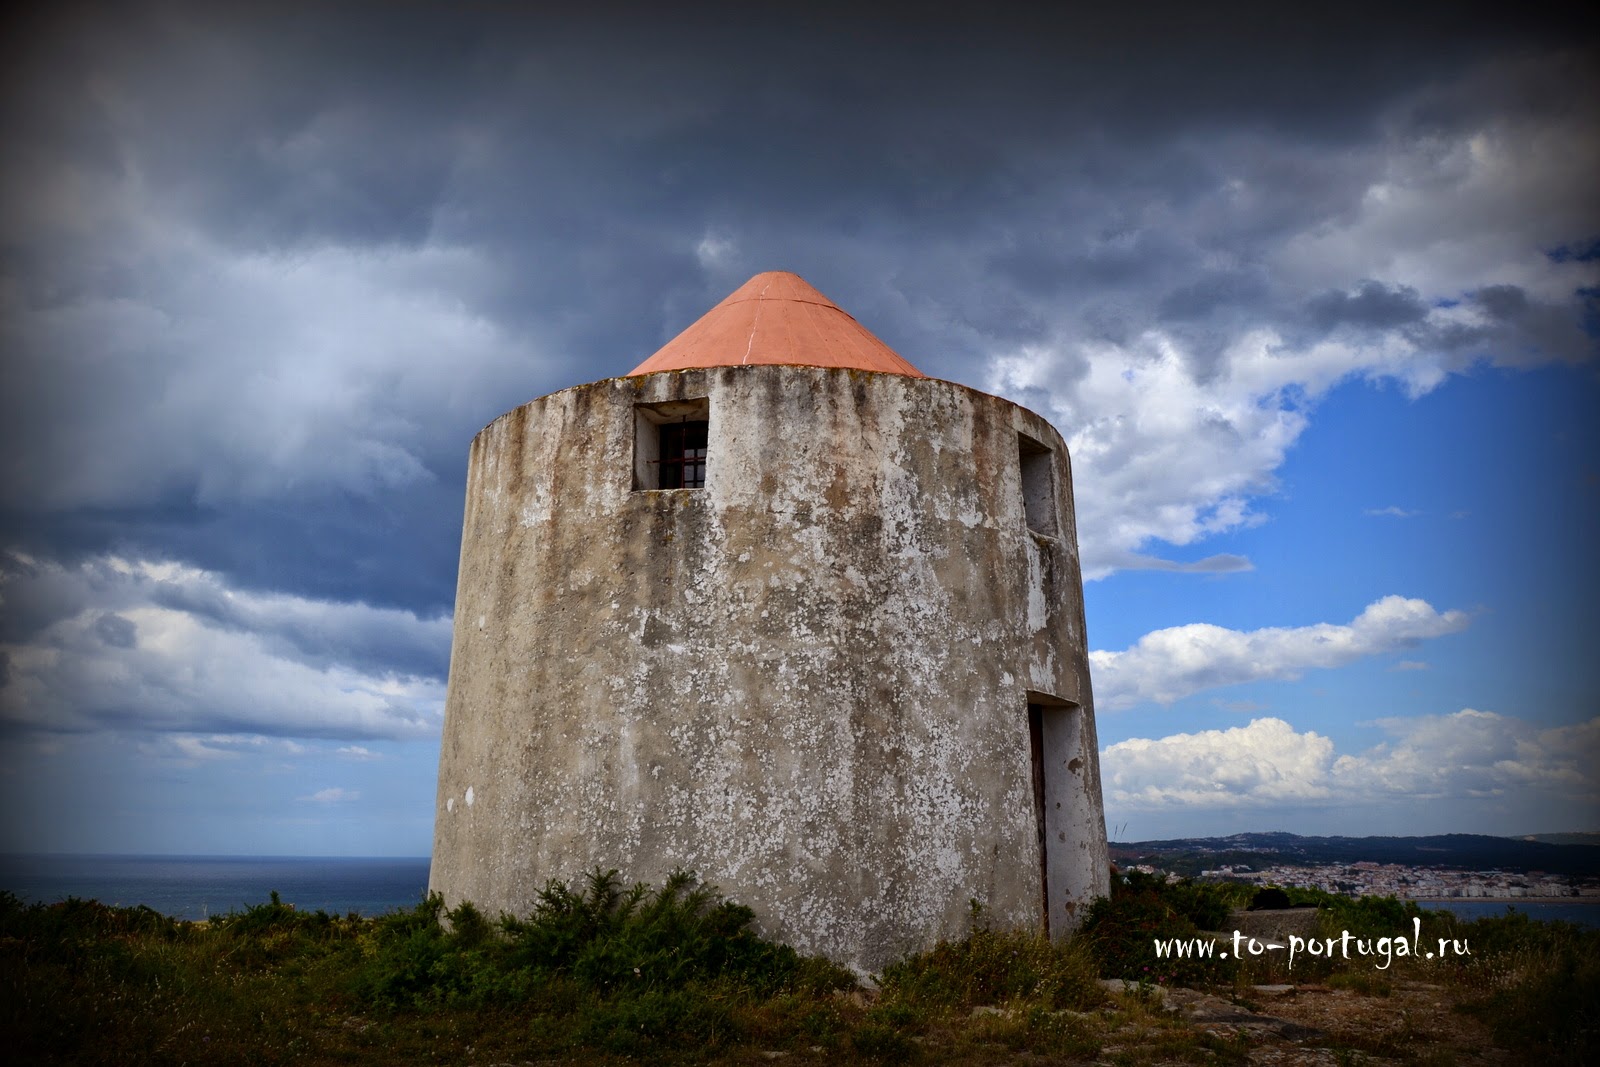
1520,831 -> 1600,848
1109,831 -> 1600,878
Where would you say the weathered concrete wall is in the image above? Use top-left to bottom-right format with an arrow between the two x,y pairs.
430,365 -> 1110,973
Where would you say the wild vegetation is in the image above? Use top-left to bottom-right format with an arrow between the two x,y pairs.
1,869 -> 1594,1065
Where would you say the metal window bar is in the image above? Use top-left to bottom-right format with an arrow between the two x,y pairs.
655,420 -> 709,489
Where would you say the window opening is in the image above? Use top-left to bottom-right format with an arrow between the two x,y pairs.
658,420 -> 708,489
1017,433 -> 1059,538
633,397 -> 711,491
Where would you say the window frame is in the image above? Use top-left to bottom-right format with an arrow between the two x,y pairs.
633,397 -> 711,491
656,419 -> 708,489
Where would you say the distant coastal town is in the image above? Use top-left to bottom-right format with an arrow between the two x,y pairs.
1110,831 -> 1600,901
1181,861 -> 1600,901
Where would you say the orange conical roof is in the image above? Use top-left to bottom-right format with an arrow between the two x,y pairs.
628,271 -> 925,377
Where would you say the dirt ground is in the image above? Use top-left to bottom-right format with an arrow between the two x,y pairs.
1137,979 -> 1512,1066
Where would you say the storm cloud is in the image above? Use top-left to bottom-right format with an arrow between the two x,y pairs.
1,1 -> 1594,770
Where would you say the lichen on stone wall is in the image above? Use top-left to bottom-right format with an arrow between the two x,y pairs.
431,365 -> 1110,973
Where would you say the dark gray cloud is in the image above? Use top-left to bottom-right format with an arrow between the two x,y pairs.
0,1 -> 1594,730
91,613 -> 137,649
147,561 -> 450,680
1306,282 -> 1430,332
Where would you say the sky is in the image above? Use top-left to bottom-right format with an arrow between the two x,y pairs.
1,2 -> 1596,856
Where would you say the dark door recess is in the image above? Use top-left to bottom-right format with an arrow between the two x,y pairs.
1028,702 -> 1050,936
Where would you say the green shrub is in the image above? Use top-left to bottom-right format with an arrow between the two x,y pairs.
10,871 -> 1589,1065
496,867 -> 842,995
444,898 -> 494,948
0,891 -> 187,943
1079,871 -> 1234,985
849,1020 -> 917,1062
1450,913 -> 1600,1066
1168,877 -> 1251,929
350,868 -> 853,1017
1298,888 -> 1430,939
879,906 -> 1101,1011
578,984 -> 739,1054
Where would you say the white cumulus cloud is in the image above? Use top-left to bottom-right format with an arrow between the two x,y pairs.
0,551 -> 449,740
1332,710 -> 1600,800
1102,711 -> 1600,818
984,56 -> 1597,578
1090,596 -> 1470,710
301,787 -> 359,804
1102,718 -> 1337,808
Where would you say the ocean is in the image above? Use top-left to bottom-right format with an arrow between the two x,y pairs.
0,854 -> 432,920
1417,899 -> 1600,928
4,855 -> 1598,929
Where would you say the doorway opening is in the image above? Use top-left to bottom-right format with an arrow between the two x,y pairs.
1025,691 -> 1081,938
1028,701 -> 1049,936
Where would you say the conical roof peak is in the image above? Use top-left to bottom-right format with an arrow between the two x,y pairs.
628,271 -> 924,378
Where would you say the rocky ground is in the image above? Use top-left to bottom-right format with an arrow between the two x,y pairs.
1084,977 -> 1509,1066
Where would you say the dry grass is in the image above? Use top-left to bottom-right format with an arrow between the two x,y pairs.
2,874 -> 1593,1066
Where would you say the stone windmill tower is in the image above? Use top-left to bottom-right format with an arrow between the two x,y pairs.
429,271 -> 1109,973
